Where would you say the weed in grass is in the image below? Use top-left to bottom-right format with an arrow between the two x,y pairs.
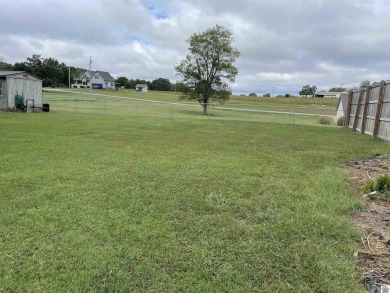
376,174 -> 390,193
364,175 -> 390,200
319,116 -> 333,125
337,116 -> 345,126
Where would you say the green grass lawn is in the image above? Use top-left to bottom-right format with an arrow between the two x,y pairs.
1,112 -> 388,292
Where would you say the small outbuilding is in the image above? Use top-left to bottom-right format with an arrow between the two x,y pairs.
315,91 -> 346,98
135,84 -> 148,92
0,71 -> 43,111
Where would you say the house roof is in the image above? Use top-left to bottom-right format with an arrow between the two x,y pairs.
83,70 -> 95,78
96,71 -> 115,82
135,84 -> 148,88
75,70 -> 94,80
76,70 -> 114,82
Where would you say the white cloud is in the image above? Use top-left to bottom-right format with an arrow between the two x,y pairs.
1,0 -> 390,94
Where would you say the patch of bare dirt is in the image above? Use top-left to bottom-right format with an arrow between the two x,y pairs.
343,154 -> 390,291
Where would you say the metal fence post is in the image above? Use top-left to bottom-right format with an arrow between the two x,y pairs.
293,108 -> 295,124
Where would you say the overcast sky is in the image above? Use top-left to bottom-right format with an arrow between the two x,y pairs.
1,0 -> 389,95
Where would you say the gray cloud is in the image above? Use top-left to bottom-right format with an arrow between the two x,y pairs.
1,0 -> 389,95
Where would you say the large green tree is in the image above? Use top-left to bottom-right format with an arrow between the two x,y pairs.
0,57 -> 13,70
151,78 -> 171,91
328,87 -> 347,92
360,80 -> 370,89
14,54 -> 69,87
299,85 -> 317,97
116,76 -> 129,87
175,25 -> 240,114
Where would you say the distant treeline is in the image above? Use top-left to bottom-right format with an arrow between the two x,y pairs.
0,54 -> 180,91
115,76 -> 186,92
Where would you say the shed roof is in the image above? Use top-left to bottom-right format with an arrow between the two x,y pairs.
0,71 -> 42,80
135,84 -> 148,88
0,71 -> 25,77
316,91 -> 344,96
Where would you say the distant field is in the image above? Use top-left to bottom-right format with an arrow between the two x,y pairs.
230,95 -> 340,108
1,112 -> 388,292
67,88 -> 340,107
43,89 -> 337,124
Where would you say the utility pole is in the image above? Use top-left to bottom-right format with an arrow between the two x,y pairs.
341,84 -> 343,91
68,66 -> 70,89
89,56 -> 92,93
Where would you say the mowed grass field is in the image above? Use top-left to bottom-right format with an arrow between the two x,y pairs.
1,111 -> 388,292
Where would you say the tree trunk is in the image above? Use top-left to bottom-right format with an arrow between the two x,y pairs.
203,103 -> 208,115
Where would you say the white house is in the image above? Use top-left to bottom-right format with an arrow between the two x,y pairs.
0,71 -> 43,111
72,70 -> 115,89
90,71 -> 115,89
72,70 -> 94,88
135,84 -> 148,92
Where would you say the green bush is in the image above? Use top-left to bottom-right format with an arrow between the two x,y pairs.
375,174 -> 390,193
337,116 -> 345,126
319,116 -> 333,125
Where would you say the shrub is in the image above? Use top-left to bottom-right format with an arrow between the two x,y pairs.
263,93 -> 271,97
285,94 -> 290,97
319,116 -> 333,125
249,93 -> 257,97
375,174 -> 390,193
337,116 -> 345,126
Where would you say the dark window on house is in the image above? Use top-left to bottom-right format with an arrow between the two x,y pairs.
95,74 -> 99,79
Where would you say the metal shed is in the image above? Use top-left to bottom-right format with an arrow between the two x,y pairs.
135,84 -> 148,92
0,71 -> 43,111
